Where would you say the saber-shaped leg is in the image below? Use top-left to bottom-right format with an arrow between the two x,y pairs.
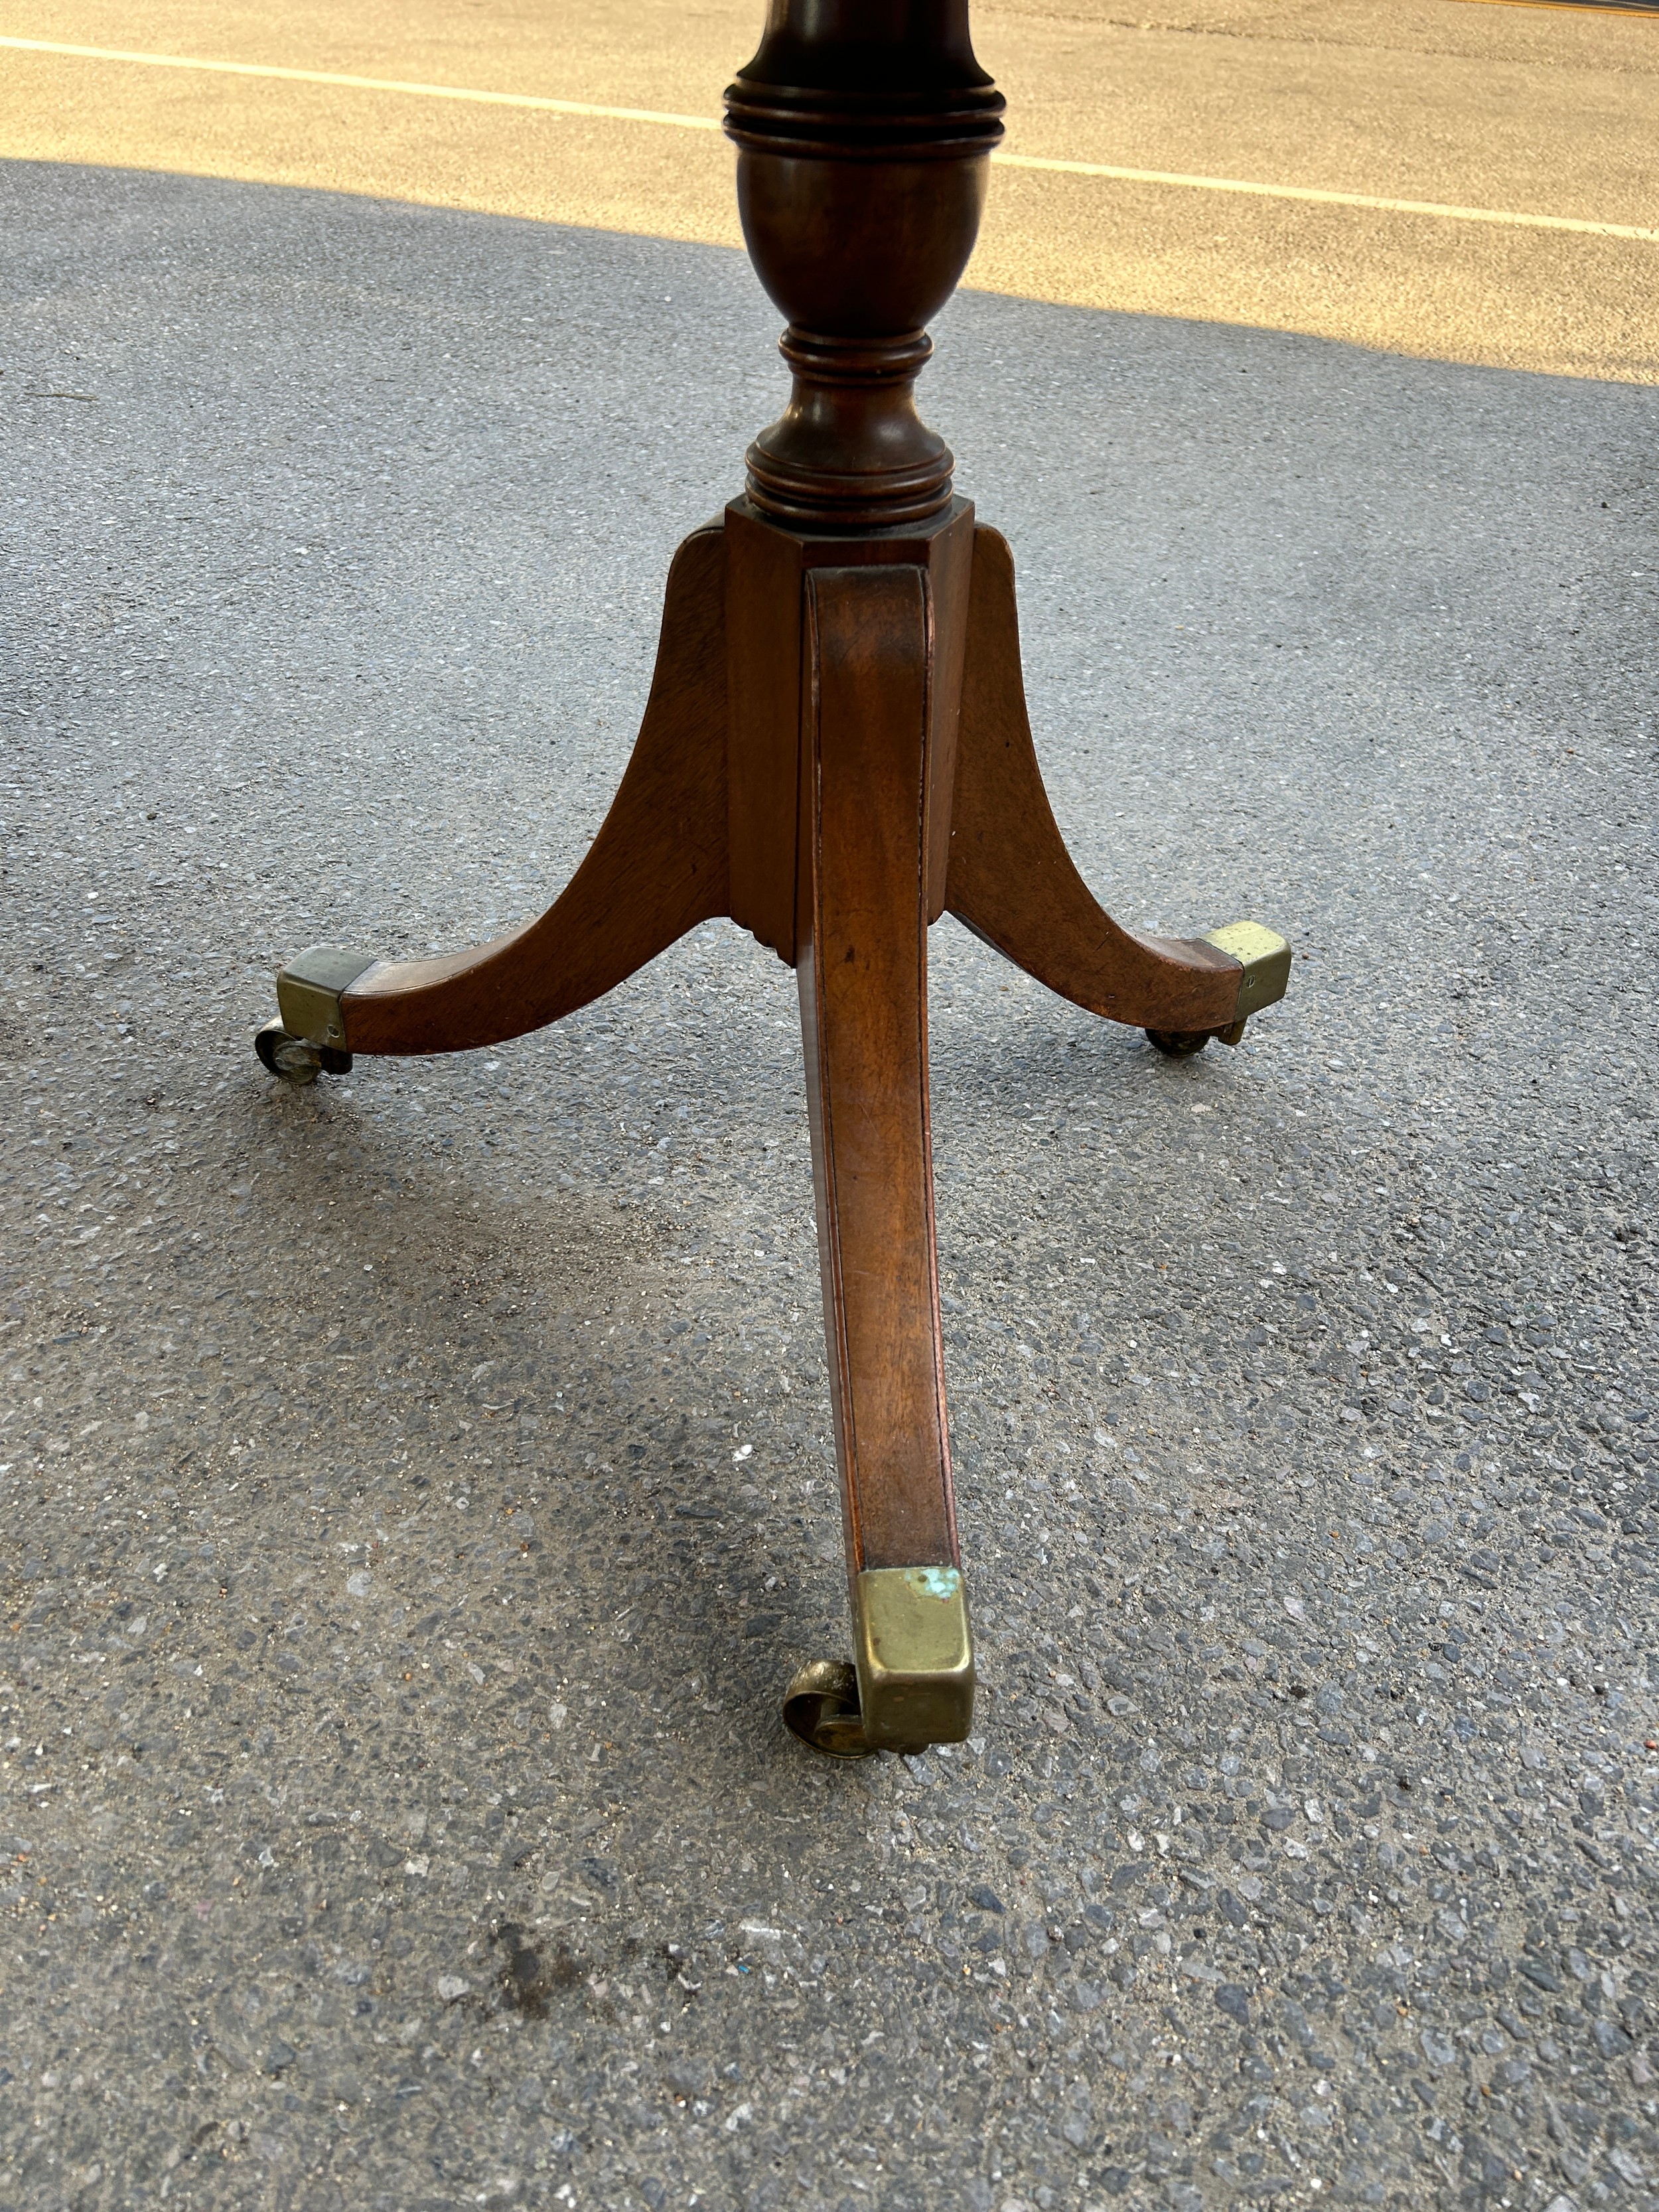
789,562 -> 974,1755
260,525 -> 728,1069
948,526 -> 1289,1040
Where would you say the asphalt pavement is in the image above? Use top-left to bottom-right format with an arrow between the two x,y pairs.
3,35 -> 1659,2212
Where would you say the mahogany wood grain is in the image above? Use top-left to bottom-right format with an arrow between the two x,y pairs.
340,526 -> 728,1057
725,500 -> 808,962
946,526 -> 1244,1033
798,562 -> 961,1578
726,498 -> 974,962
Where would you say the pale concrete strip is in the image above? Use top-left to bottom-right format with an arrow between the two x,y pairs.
0,35 -> 721,131
3,34 -> 1654,246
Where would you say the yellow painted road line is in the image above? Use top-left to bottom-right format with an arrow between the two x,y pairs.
3,35 -> 1656,246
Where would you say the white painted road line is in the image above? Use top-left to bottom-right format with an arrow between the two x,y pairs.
992,151 -> 1659,244
5,35 -> 1656,245
0,35 -> 722,132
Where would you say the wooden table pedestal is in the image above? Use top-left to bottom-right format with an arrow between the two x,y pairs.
256,0 -> 1291,1757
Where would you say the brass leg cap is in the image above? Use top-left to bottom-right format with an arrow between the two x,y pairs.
1204,920 -> 1291,1018
275,944 -> 380,1050
782,1660 -> 877,1759
854,1566 -> 975,1750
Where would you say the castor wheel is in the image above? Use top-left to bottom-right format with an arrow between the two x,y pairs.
1146,1011 -> 1250,1057
255,1018 -> 352,1085
782,1659 -> 878,1759
1145,1027 -> 1214,1059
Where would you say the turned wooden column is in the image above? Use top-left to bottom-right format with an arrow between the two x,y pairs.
725,0 -> 1004,530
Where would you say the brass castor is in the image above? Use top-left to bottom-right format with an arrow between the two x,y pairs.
257,945 -> 378,1082
1143,924 -> 1293,1057
781,1660 -> 877,1759
785,1568 -> 977,1757
255,1018 -> 352,1086
1145,1015 -> 1248,1058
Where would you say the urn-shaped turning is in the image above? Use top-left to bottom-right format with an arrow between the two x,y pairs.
725,1 -> 1005,528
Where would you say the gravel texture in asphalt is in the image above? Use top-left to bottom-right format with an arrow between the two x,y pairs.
3,161 -> 1658,2212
